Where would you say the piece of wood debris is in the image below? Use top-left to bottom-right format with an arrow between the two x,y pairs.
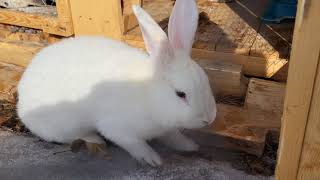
0,0 -> 44,8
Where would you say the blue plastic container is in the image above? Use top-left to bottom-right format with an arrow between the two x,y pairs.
261,0 -> 297,23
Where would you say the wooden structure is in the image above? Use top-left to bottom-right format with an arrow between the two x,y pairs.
0,0 -> 73,36
0,0 -> 319,179
276,0 -> 320,179
0,0 -> 291,80
0,0 -> 288,154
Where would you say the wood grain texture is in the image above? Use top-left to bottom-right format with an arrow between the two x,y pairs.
195,1 -> 225,51
201,103 -> 268,156
213,2 -> 259,55
276,0 -> 320,179
0,27 -> 44,42
245,78 -> 285,116
122,0 -> 142,32
0,0 -> 73,37
0,9 -> 60,35
298,55 -> 320,180
0,62 -> 23,103
55,0 -> 74,36
0,40 -> 44,67
197,59 -> 248,97
69,0 -> 124,40
192,48 -> 287,78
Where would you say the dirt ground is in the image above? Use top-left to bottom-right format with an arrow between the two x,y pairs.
0,100 -> 278,178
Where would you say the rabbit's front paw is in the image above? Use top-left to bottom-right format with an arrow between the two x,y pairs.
131,146 -> 162,167
159,130 -> 199,152
112,137 -> 162,166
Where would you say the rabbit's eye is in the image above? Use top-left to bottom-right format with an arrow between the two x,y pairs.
175,90 -> 186,99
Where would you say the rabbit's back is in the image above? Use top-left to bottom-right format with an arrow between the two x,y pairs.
18,36 -> 152,114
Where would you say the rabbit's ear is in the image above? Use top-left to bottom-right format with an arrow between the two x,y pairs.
133,5 -> 173,61
168,0 -> 198,54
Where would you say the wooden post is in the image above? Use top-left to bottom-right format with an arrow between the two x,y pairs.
55,0 -> 74,36
275,0 -> 320,179
69,0 -> 124,40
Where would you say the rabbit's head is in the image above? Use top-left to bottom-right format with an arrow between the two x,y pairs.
133,0 -> 216,129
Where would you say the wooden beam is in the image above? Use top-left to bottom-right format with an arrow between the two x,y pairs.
0,40 -> 44,67
197,59 -> 248,98
124,39 -> 288,79
69,0 -> 124,40
297,55 -> 320,179
275,0 -> 320,179
191,102 -> 281,156
297,56 -> 320,179
245,78 -> 285,115
192,48 -> 288,78
0,9 -> 72,36
0,62 -> 23,103
55,0 -> 74,36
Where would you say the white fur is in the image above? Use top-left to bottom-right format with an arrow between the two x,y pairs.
17,0 -> 217,166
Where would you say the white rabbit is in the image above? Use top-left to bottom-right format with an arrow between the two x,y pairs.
17,0 -> 217,166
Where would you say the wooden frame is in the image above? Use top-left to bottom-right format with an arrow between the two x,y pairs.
69,0 -> 142,40
0,0 -> 73,36
1,0 -> 320,177
276,0 -> 320,179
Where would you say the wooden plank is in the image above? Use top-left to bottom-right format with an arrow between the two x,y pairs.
142,0 -> 172,23
275,0 -> 320,179
123,14 -> 139,33
123,42 -> 288,79
0,8 -> 71,36
191,103 -> 282,156
195,1 -> 224,51
245,78 -> 285,115
123,0 -> 142,32
298,56 -> 320,179
197,59 -> 248,97
0,62 -> 23,103
192,48 -> 287,78
0,40 -> 44,67
55,0 -> 74,36
213,2 -> 260,55
188,103 -> 267,156
69,0 -> 124,40
124,0 -> 172,40
271,62 -> 289,82
0,27 -> 44,42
